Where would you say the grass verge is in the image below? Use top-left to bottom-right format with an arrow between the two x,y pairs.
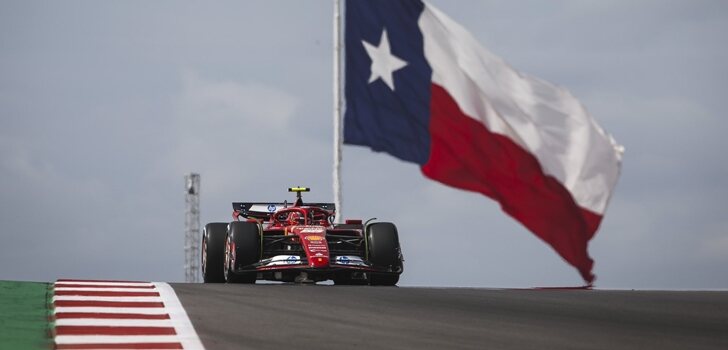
0,280 -> 52,350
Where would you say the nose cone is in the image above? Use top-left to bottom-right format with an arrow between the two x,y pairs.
295,229 -> 330,268
310,256 -> 329,268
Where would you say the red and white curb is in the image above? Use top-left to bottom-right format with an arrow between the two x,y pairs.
52,279 -> 205,350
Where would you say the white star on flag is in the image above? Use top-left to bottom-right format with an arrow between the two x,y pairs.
362,29 -> 408,91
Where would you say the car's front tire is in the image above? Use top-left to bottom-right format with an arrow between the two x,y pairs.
202,223 -> 227,283
224,221 -> 260,284
369,273 -> 400,286
366,222 -> 403,286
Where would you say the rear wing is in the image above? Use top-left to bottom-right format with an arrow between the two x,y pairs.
233,202 -> 336,221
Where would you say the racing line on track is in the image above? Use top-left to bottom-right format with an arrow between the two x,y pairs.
52,279 -> 205,350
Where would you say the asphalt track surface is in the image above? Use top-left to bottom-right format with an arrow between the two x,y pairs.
172,284 -> 728,350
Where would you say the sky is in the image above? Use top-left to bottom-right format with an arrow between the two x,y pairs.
1,0 -> 726,289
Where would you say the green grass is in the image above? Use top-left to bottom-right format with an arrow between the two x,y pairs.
0,281 -> 52,350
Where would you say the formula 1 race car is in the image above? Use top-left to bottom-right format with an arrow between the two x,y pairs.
201,187 -> 403,285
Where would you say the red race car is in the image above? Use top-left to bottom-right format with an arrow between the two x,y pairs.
201,187 -> 403,285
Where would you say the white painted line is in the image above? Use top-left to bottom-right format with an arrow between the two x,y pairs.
53,296 -> 163,302
55,318 -> 175,327
154,282 -> 205,350
54,287 -> 158,293
54,307 -> 169,315
54,335 -> 182,345
52,281 -> 205,350
55,281 -> 153,287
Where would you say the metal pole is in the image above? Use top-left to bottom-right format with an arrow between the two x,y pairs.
333,0 -> 343,223
184,173 -> 200,283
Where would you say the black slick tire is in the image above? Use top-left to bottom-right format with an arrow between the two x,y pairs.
366,222 -> 402,286
370,273 -> 400,286
201,223 -> 227,283
224,221 -> 260,284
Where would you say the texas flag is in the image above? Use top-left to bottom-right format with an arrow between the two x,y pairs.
343,0 -> 623,283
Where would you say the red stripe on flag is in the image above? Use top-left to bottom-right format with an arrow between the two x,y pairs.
422,84 -> 600,283
54,313 -> 170,320
55,284 -> 156,289
55,291 -> 160,297
55,342 -> 183,349
54,300 -> 164,308
55,326 -> 176,336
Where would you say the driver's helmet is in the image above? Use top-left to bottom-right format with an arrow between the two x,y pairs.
289,212 -> 304,225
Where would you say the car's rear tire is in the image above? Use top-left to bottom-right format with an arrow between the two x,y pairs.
366,222 -> 402,286
202,223 -> 227,283
224,221 -> 260,284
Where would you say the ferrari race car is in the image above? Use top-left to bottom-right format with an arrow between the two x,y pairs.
201,187 -> 403,285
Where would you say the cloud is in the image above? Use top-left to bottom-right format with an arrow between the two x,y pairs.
178,71 -> 299,129
699,229 -> 728,262
156,71 -> 303,196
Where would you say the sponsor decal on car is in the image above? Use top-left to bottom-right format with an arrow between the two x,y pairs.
334,255 -> 368,267
261,255 -> 303,266
305,235 -> 324,241
300,227 -> 325,233
267,204 -> 277,212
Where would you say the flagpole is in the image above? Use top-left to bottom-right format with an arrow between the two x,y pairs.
333,0 -> 343,223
